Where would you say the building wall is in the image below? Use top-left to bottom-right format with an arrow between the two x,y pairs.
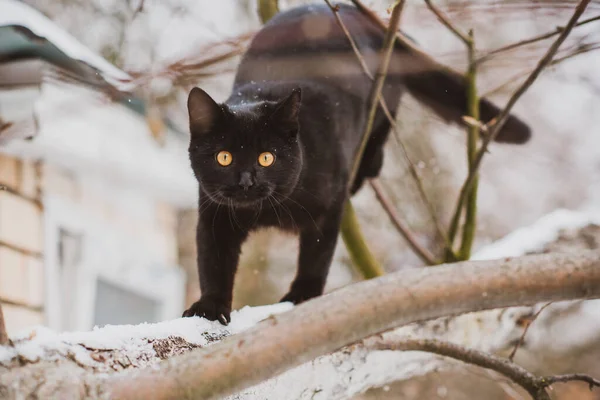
0,152 -> 183,335
42,163 -> 183,332
0,153 -> 44,333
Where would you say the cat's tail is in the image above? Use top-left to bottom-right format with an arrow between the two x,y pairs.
399,55 -> 531,144
353,1 -> 531,144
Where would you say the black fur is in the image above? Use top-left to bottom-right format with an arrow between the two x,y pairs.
183,3 -> 531,324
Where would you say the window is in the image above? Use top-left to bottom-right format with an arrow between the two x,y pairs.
57,228 -> 83,331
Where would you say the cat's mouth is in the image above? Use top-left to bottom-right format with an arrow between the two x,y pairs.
212,186 -> 274,207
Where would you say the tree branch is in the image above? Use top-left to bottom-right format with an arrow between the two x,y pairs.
508,302 -> 552,362
369,337 -> 600,399
0,302 -> 8,346
541,374 -> 600,390
369,179 -> 437,265
477,14 -> 600,64
340,202 -> 385,278
458,29 -> 479,261
349,0 -> 405,187
446,0 -> 591,255
424,0 -> 470,45
107,250 -> 600,400
370,338 -> 551,400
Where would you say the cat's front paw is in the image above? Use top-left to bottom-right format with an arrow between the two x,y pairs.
182,296 -> 231,325
280,288 -> 322,305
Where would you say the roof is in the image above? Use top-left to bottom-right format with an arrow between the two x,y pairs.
0,0 -> 195,207
0,0 -> 129,87
0,0 -> 179,128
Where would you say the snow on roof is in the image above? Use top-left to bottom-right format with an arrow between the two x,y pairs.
0,0 -> 131,88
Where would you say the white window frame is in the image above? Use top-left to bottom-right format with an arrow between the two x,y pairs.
44,193 -> 185,332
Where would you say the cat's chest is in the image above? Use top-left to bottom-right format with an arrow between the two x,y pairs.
225,197 -> 325,234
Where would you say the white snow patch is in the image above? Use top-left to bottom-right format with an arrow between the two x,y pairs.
0,303 -> 293,365
472,208 -> 600,261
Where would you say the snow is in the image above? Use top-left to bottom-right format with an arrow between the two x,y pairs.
0,302 -> 293,365
472,208 -> 600,260
0,0 -> 131,88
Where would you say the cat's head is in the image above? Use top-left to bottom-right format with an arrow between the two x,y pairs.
187,87 -> 303,208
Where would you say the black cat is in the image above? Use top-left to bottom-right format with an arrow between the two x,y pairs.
182,3 -> 531,324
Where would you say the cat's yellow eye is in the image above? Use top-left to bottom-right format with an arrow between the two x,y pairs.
216,151 -> 232,166
258,152 -> 275,167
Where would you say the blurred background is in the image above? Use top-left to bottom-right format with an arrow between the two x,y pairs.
0,0 -> 598,351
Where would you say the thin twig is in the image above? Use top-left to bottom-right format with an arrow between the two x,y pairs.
447,0 -> 591,252
370,179 -> 437,265
371,337 -> 600,400
508,302 -> 553,362
339,0 -> 406,279
348,0 -> 405,188
541,374 -> 600,390
132,0 -> 145,19
484,42 -> 600,97
325,0 -> 450,252
424,0 -> 470,45
324,0 -> 373,78
0,302 -> 8,346
477,14 -> 600,64
371,338 -> 551,400
421,1 -> 479,260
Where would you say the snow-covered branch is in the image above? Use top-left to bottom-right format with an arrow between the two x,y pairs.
3,250 -> 599,399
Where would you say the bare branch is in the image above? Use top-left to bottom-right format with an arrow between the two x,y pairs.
424,0 -> 470,45
370,338 -> 600,399
508,302 -> 552,362
370,338 -> 550,400
483,42 -> 600,97
369,179 -> 437,265
541,374 -> 600,390
0,302 -> 8,346
349,0 -> 406,187
477,14 -> 600,64
446,0 -> 591,253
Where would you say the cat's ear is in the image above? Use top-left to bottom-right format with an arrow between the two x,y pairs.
187,87 -> 222,136
271,88 -> 302,126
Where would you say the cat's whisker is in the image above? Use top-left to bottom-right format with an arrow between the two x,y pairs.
211,202 -> 221,242
272,190 -> 321,234
267,196 -> 283,228
271,194 -> 298,232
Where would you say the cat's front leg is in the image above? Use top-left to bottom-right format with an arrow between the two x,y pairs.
281,207 -> 344,304
183,207 -> 248,325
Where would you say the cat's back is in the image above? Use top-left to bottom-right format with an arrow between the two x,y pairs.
234,3 -> 383,89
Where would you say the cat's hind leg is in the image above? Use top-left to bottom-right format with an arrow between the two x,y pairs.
350,112 -> 391,194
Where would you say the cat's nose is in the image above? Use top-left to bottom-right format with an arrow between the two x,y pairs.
238,172 -> 254,190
